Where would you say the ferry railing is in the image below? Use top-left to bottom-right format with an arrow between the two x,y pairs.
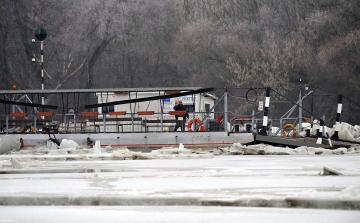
0,110 -> 228,134
73,111 -> 220,133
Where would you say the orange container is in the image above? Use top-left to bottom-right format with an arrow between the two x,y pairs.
37,112 -> 54,117
137,111 -> 154,115
10,112 -> 27,117
81,112 -> 99,117
169,111 -> 186,116
109,111 -> 126,116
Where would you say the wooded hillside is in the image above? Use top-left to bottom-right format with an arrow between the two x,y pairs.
1,0 -> 359,123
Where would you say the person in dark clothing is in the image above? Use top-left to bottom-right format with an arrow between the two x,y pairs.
173,100 -> 188,131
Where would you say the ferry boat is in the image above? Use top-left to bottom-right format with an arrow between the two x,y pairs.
0,87 -> 254,147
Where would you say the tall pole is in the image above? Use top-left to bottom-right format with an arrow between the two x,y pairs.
311,91 -> 314,120
41,41 -> 44,105
34,28 -> 47,107
298,79 -> 302,136
224,86 -> 228,132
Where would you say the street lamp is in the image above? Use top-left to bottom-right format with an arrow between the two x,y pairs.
32,28 -> 47,106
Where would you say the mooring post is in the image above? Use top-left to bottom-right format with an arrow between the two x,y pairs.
224,86 -> 228,132
251,110 -> 255,132
322,115 -> 326,137
331,94 -> 343,139
259,87 -> 270,136
316,119 -> 325,144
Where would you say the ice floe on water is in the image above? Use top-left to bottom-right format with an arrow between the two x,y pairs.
271,121 -> 360,142
1,133 -> 360,159
1,137 -> 360,160
2,121 -> 360,156
1,133 -> 360,222
227,143 -> 360,155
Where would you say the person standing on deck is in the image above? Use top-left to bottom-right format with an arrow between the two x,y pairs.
173,100 -> 188,131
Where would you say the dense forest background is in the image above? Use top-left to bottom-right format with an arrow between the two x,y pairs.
1,0 -> 359,124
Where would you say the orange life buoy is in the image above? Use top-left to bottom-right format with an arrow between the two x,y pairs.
187,118 -> 205,132
282,124 -> 297,137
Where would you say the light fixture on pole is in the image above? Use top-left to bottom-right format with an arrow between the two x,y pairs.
32,28 -> 47,106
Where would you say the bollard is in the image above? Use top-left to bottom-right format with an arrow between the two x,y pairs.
331,95 -> 342,139
259,87 -> 270,136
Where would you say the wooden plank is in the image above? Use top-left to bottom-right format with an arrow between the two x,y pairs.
87,117 -> 143,122
118,117 -> 142,121
143,119 -> 176,123
249,135 -> 331,149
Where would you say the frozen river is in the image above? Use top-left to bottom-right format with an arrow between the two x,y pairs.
1,153 -> 360,222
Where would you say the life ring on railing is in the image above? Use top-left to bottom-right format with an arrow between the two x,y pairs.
187,118 -> 205,132
20,126 -> 35,133
216,113 -> 223,124
282,124 -> 297,137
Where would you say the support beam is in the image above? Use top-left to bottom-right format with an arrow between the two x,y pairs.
0,99 -> 57,109
85,88 -> 214,109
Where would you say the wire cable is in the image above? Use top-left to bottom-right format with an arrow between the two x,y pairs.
245,88 -> 258,104
228,88 -> 259,104
270,88 -> 325,122
343,95 -> 360,108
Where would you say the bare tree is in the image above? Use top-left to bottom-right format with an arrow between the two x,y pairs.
1,0 -> 360,123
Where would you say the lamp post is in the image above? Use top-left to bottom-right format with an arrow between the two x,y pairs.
32,28 -> 47,105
